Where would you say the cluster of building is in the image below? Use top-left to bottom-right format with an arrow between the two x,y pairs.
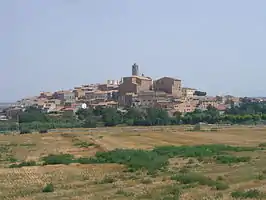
2,63 -> 265,120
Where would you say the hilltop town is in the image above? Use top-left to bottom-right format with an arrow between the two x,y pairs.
1,63 -> 266,121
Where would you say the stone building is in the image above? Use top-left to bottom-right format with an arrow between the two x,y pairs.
153,77 -> 182,98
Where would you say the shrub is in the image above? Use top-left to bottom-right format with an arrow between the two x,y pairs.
161,184 -> 181,200
216,176 -> 224,181
140,178 -> 152,184
258,143 -> 266,147
231,189 -> 264,199
9,161 -> 37,168
74,141 -> 95,148
256,173 -> 265,180
215,182 -> 229,190
39,129 -> 48,134
20,129 -> 31,134
97,176 -> 115,184
153,144 -> 256,159
215,155 -> 251,164
42,183 -> 54,193
171,173 -> 215,185
42,154 -> 75,165
8,157 -> 18,162
89,149 -> 169,172
38,144 -> 259,173
171,172 -> 228,190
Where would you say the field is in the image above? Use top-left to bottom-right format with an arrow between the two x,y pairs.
1,126 -> 266,200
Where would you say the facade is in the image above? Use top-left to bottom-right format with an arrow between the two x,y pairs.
53,91 -> 75,103
154,77 -> 182,98
39,92 -> 53,99
90,101 -> 118,109
85,90 -> 108,101
118,76 -> 153,106
46,99 -> 61,105
120,91 -> 169,108
182,87 -> 196,98
119,76 -> 153,95
174,101 -> 196,113
197,97 -> 218,111
98,84 -> 119,91
43,103 -> 57,113
136,91 -> 168,108
73,89 -> 85,99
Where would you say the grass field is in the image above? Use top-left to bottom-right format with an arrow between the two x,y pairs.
1,126 -> 266,200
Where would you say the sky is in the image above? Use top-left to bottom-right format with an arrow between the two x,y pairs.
0,0 -> 266,102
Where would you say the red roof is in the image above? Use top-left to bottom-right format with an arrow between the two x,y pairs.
216,104 -> 227,111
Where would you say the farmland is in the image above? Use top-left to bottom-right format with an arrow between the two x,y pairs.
1,126 -> 266,200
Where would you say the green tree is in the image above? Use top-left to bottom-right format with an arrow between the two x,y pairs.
102,107 -> 121,126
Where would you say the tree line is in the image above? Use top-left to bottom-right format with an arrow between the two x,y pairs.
1,101 -> 266,132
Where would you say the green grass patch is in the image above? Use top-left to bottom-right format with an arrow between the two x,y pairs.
153,144 -> 257,158
42,154 -> 75,165
36,144 -> 261,173
9,161 -> 37,168
115,189 -> 135,197
7,156 -> 18,162
215,155 -> 251,164
171,172 -> 229,190
74,141 -> 96,148
139,184 -> 182,200
158,184 -> 182,200
19,143 -> 36,147
89,149 -> 169,172
231,189 -> 265,199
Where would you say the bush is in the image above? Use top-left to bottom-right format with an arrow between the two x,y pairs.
171,173 -> 215,185
83,119 -> 97,128
39,129 -> 48,134
89,149 -> 169,172
42,183 -> 54,193
153,144 -> 257,159
38,144 -> 259,173
74,141 -> 95,148
231,189 -> 264,199
42,154 -> 75,165
97,176 -> 115,184
20,129 -> 31,134
9,161 -> 37,168
140,178 -> 152,184
171,172 -> 228,190
215,155 -> 251,164
160,184 -> 182,199
258,143 -> 266,147
215,182 -> 229,190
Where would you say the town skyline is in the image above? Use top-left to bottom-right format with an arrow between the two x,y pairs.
1,1 -> 266,102
0,65 -> 265,103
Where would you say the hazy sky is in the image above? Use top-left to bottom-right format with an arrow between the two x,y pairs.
1,0 -> 266,102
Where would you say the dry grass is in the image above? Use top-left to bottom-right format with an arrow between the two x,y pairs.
1,126 -> 266,200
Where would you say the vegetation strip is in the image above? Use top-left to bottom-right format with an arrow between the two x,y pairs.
9,144 -> 262,172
